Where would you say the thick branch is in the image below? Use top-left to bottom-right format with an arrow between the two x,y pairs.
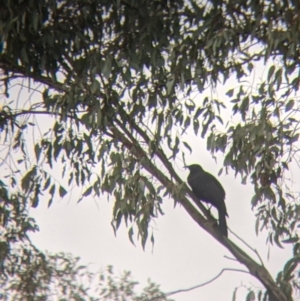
0,57 -> 67,93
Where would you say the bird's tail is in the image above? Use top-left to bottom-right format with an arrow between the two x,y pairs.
218,210 -> 228,237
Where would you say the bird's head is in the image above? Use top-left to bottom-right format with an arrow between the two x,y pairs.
185,164 -> 204,173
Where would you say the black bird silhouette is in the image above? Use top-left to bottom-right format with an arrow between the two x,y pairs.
186,164 -> 228,237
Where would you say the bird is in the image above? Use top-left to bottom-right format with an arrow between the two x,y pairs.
186,164 -> 228,237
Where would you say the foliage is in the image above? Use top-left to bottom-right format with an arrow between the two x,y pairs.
1,0 -> 300,300
0,183 -> 171,301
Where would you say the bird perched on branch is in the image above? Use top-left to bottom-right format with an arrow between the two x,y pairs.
186,164 -> 228,237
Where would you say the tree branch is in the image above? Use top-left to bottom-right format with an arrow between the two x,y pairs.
165,268 -> 250,298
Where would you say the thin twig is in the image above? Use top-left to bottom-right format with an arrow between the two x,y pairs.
166,268 -> 250,297
146,268 -> 250,301
230,230 -> 265,267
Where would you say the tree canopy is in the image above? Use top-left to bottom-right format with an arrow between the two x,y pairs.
1,0 -> 300,300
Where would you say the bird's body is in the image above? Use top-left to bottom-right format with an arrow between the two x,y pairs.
186,164 -> 228,237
